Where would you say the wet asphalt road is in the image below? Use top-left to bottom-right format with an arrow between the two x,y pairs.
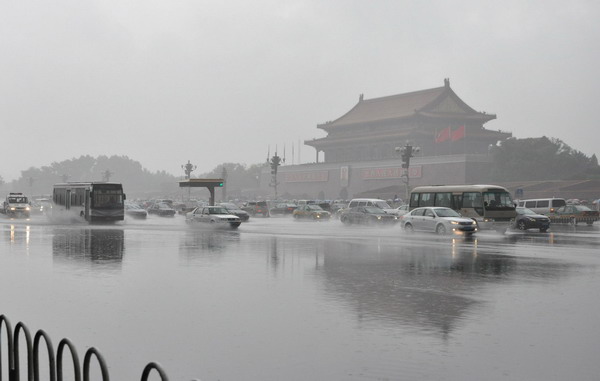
1,213 -> 599,381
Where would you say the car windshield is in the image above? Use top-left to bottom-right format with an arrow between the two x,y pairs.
434,208 -> 461,217
8,197 -> 28,203
575,205 -> 592,212
220,203 -> 237,209
307,205 -> 323,210
364,206 -> 383,214
373,201 -> 391,209
209,207 -> 229,214
516,207 -> 536,215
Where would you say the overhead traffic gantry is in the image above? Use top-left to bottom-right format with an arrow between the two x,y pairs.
178,178 -> 224,206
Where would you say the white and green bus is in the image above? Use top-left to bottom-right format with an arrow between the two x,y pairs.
51,182 -> 126,223
409,184 -> 516,230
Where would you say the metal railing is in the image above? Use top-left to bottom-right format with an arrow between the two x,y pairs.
0,314 -> 174,381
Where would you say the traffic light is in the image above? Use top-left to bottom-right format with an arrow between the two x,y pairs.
270,154 -> 281,175
218,182 -> 224,187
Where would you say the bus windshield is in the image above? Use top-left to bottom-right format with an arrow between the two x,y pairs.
483,191 -> 513,209
93,189 -> 124,209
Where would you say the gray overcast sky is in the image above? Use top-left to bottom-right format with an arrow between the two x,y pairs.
1,0 -> 599,181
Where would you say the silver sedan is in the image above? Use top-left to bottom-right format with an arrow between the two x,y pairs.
401,207 -> 478,235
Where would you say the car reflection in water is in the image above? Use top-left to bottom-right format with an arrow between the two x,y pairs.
317,237 -> 573,338
179,229 -> 240,263
52,228 -> 125,264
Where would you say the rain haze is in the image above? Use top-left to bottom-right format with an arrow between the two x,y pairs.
1,0 -> 599,180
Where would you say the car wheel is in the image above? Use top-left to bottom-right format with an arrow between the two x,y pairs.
230,222 -> 241,229
340,216 -> 349,225
404,223 -> 414,233
436,224 -> 447,235
517,220 -> 527,230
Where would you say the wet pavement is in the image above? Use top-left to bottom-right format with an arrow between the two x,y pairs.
1,213 -> 599,380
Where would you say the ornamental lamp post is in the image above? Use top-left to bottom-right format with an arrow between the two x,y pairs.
395,141 -> 420,201
181,160 -> 197,201
269,152 -> 283,200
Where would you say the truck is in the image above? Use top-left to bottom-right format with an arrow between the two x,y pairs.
2,192 -> 31,218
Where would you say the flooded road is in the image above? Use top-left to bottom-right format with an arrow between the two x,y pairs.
1,214 -> 600,381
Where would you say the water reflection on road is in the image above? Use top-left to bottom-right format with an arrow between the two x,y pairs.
1,214 -> 599,381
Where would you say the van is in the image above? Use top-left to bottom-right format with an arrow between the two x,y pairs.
347,198 -> 398,215
517,198 -> 566,215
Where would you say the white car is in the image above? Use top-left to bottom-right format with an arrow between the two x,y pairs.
185,206 -> 242,229
394,204 -> 410,216
401,207 -> 477,235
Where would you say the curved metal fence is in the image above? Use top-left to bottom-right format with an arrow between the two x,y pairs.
0,314 -> 175,381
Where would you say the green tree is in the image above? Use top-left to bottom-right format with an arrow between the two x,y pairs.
489,136 -> 598,181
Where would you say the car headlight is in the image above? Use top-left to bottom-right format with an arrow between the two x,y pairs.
10,207 -> 15,211
377,216 -> 382,220
25,207 -> 30,211
526,217 -> 535,221
450,221 -> 459,225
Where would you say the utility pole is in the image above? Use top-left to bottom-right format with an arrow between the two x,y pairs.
395,142 -> 420,201
268,152 -> 283,199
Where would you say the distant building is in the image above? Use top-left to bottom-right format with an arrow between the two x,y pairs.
306,78 -> 509,163
261,79 -> 512,200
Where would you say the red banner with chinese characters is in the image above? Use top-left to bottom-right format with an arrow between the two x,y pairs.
361,166 -> 422,179
283,171 -> 329,183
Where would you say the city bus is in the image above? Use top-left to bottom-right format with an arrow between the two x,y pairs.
51,182 -> 126,223
409,184 -> 516,230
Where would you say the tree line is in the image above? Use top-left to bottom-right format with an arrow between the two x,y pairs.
1,137 -> 598,198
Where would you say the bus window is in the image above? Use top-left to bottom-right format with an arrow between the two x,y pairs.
462,192 -> 482,208
410,193 -> 420,208
483,191 -> 513,209
420,193 -> 434,207
453,194 -> 462,209
525,201 -> 536,208
434,192 -> 452,208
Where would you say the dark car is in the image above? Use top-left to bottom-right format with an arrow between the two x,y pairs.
269,202 -> 298,215
242,201 -> 269,217
147,202 -> 176,217
340,206 -> 398,226
513,207 -> 550,232
219,202 -> 250,222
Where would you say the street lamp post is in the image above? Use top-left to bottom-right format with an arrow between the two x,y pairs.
181,160 -> 197,201
102,170 -> 113,182
395,142 -> 420,201
268,152 -> 283,199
